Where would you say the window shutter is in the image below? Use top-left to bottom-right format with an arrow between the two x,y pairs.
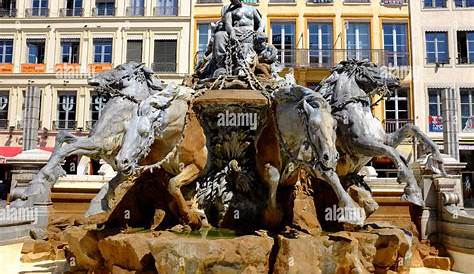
127,40 -> 142,63
153,40 -> 177,72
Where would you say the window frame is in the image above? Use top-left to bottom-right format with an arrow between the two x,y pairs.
57,90 -> 77,130
271,21 -> 296,65
460,88 -> 474,132
427,88 -> 444,133
382,23 -> 409,67
0,40 -> 13,64
425,31 -> 449,65
345,21 -> 371,61
93,39 -> 113,63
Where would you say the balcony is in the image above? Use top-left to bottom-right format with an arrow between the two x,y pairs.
384,119 -> 413,133
0,8 -> 16,17
273,49 -> 409,69
344,0 -> 370,3
152,62 -> 176,73
307,0 -> 333,3
88,63 -> 113,73
457,56 -> 474,65
53,120 -> 77,130
55,63 -> 81,74
21,64 -> 46,73
380,0 -> 406,5
92,7 -> 115,16
196,0 -> 221,3
154,5 -> 178,15
59,8 -> 83,16
269,0 -> 296,3
0,64 -> 13,73
126,6 -> 145,16
16,120 -> 43,130
25,8 -> 49,17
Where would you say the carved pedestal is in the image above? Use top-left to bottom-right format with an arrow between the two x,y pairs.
193,89 -> 270,228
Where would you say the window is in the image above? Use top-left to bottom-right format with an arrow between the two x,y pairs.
271,22 -> 296,65
428,88 -> 443,132
64,0 -> 82,16
93,39 -> 112,63
95,0 -> 115,16
0,91 -> 8,129
457,31 -> 474,64
61,39 -> 80,63
423,0 -> 446,8
0,0 -> 16,17
153,40 -> 177,72
89,92 -> 108,129
455,0 -> 474,8
383,23 -> 408,66
128,0 -> 144,16
197,23 -> 211,53
27,39 -> 45,64
384,88 -> 409,132
346,22 -> 371,61
308,22 -> 332,67
126,40 -> 142,63
0,40 -> 13,63
57,91 -> 77,130
155,0 -> 177,16
425,32 -> 449,64
460,88 -> 474,132
31,0 -> 48,16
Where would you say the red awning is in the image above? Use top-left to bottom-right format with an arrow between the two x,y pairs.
0,147 -> 54,163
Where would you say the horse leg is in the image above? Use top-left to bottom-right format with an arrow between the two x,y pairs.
261,163 -> 283,228
318,169 -> 366,226
355,140 -> 424,206
167,163 -> 201,228
386,123 -> 446,176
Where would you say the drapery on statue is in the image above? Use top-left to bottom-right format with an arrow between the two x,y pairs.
195,0 -> 278,80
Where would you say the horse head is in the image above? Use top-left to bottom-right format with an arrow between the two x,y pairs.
88,62 -> 163,102
274,85 -> 339,171
115,84 -> 191,175
335,59 -> 400,95
298,92 -> 339,170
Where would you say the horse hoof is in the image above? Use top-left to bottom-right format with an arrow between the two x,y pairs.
185,210 -> 203,230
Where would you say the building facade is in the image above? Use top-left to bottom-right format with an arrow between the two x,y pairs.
410,0 -> 474,206
191,0 -> 413,173
0,0 -> 192,174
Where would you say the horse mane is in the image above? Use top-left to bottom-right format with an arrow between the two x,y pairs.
273,84 -> 330,111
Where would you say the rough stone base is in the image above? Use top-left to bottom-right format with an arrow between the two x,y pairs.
62,223 -> 416,274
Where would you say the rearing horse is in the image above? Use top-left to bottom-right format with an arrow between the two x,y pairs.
318,60 -> 445,207
11,62 -> 163,210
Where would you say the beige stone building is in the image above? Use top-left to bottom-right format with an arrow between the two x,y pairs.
0,0 -> 191,174
410,0 -> 474,207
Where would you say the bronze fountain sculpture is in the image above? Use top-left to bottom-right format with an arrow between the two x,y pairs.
10,1 -> 447,272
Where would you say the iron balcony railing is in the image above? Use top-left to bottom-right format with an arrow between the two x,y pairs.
59,8 -> 83,16
275,49 -> 409,68
126,6 -> 145,16
0,8 -> 16,17
154,5 -> 178,16
344,0 -> 370,3
384,119 -> 413,133
92,7 -> 116,16
25,8 -> 49,17
195,49 -> 409,70
152,62 -> 177,73
16,120 -> 43,130
457,56 -> 474,65
196,0 -> 222,3
380,0 -> 407,5
53,120 -> 77,130
307,0 -> 333,3
269,0 -> 296,3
